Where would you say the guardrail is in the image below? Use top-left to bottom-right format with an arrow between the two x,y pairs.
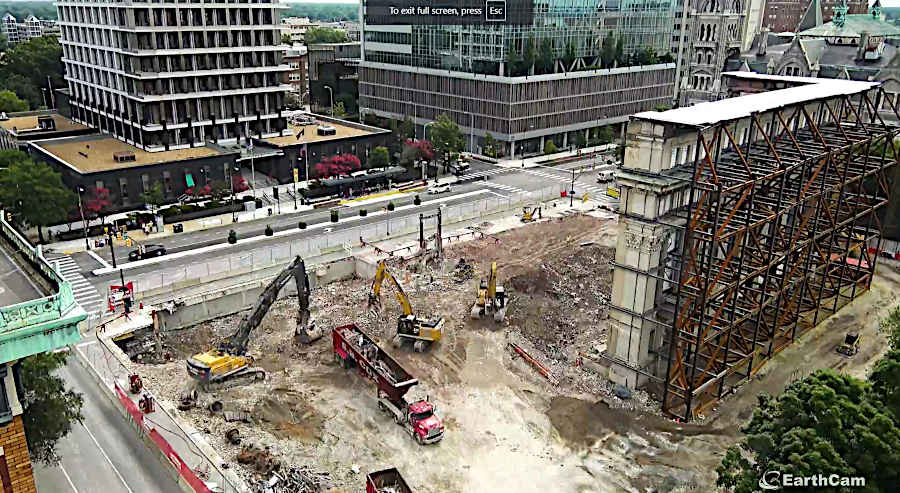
0,210 -> 82,333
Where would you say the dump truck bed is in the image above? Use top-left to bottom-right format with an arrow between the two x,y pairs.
366,468 -> 412,493
333,324 -> 418,401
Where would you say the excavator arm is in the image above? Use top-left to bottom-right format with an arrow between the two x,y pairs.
224,256 -> 307,355
488,262 -> 497,302
369,261 -> 413,316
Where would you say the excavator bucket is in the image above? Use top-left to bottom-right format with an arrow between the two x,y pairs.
295,324 -> 324,344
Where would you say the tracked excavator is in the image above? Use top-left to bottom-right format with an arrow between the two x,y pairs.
186,256 -> 323,386
471,261 -> 507,322
368,261 -> 445,352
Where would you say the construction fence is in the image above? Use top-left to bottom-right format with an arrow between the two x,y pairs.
130,184 -> 564,295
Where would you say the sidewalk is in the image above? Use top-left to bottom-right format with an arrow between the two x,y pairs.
492,143 -> 618,169
41,177 -> 444,255
73,313 -> 246,493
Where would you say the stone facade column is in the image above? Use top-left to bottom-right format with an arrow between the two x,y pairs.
0,361 -> 34,493
603,119 -> 687,390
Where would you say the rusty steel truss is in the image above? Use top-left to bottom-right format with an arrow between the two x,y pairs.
652,86 -> 900,421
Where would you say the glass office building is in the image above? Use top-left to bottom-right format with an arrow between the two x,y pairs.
359,0 -> 677,156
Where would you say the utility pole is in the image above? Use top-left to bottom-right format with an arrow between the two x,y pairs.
47,75 -> 55,108
249,139 -> 256,199
570,168 -> 575,207
230,165 -> 238,222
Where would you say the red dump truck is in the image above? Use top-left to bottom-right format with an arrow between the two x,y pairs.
366,468 -> 412,493
333,323 -> 444,445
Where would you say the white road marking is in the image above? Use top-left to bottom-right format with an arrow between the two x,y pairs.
484,190 -> 508,198
80,421 -> 136,493
60,464 -> 80,493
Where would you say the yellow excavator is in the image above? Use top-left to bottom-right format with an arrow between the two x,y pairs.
471,261 -> 507,322
522,206 -> 542,222
368,261 -> 445,352
186,256 -> 323,386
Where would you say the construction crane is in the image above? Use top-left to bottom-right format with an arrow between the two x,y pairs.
471,261 -> 507,322
186,256 -> 322,386
368,261 -> 445,352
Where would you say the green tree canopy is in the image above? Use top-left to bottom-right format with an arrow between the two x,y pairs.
508,44 -> 521,76
1,73 -> 41,109
19,353 -> 84,466
523,37 -> 537,74
601,33 -> 616,68
0,153 -> 72,243
543,140 -> 558,154
431,114 -> 464,169
332,101 -> 347,118
562,41 -> 577,71
368,146 -> 390,168
140,183 -> 166,213
614,37 -> 624,67
538,38 -> 554,74
303,27 -> 348,45
0,36 -> 64,92
0,90 -> 29,113
717,370 -> 900,493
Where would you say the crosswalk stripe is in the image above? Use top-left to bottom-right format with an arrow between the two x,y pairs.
75,293 -> 103,302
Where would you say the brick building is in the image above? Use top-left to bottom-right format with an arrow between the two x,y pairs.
284,44 -> 308,98
760,0 -> 866,33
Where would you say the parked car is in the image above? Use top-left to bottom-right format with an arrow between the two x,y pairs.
428,184 -> 451,194
129,244 -> 167,261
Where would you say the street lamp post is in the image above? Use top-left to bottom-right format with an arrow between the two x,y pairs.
76,187 -> 90,250
325,86 -> 334,116
248,140 -> 256,199
408,101 -> 417,139
231,166 -> 239,222
424,121 -> 435,182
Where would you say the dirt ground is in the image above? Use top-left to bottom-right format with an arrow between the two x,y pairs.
131,212 -> 900,493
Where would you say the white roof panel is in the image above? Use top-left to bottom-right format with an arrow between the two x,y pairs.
634,78 -> 879,127
720,71 -> 828,85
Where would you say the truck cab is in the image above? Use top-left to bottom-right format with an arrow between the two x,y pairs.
405,400 -> 444,445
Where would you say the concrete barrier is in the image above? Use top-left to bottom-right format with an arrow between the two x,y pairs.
155,257 -> 358,331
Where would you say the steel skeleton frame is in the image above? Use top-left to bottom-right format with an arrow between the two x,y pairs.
637,86 -> 900,421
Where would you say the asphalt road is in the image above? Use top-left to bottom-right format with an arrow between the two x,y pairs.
68,159 -> 614,286
0,243 -> 44,305
32,356 -> 184,493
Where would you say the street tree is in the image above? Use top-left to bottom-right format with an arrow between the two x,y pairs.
598,125 -> 614,145
601,33 -> 615,68
543,140 -> 558,155
0,33 -> 7,52
314,153 -> 360,178
485,133 -> 498,157
430,114 -> 464,171
400,139 -> 434,167
140,183 -> 166,214
19,353 -> 84,466
368,146 -> 391,168
85,187 -> 113,226
0,90 -> 28,113
717,369 -> 900,493
0,156 -> 72,243
332,101 -> 347,118
284,92 -> 300,109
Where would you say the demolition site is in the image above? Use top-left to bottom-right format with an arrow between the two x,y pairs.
113,76 -> 900,493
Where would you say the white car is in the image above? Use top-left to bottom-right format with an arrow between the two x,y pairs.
428,184 -> 451,194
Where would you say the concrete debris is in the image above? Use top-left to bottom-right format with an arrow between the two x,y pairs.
259,466 -> 330,493
350,465 -> 360,474
209,400 -> 225,414
224,411 -> 252,423
177,389 -> 197,410
238,442 -> 280,475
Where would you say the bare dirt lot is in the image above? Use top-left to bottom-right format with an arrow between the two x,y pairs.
132,212 -> 900,493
